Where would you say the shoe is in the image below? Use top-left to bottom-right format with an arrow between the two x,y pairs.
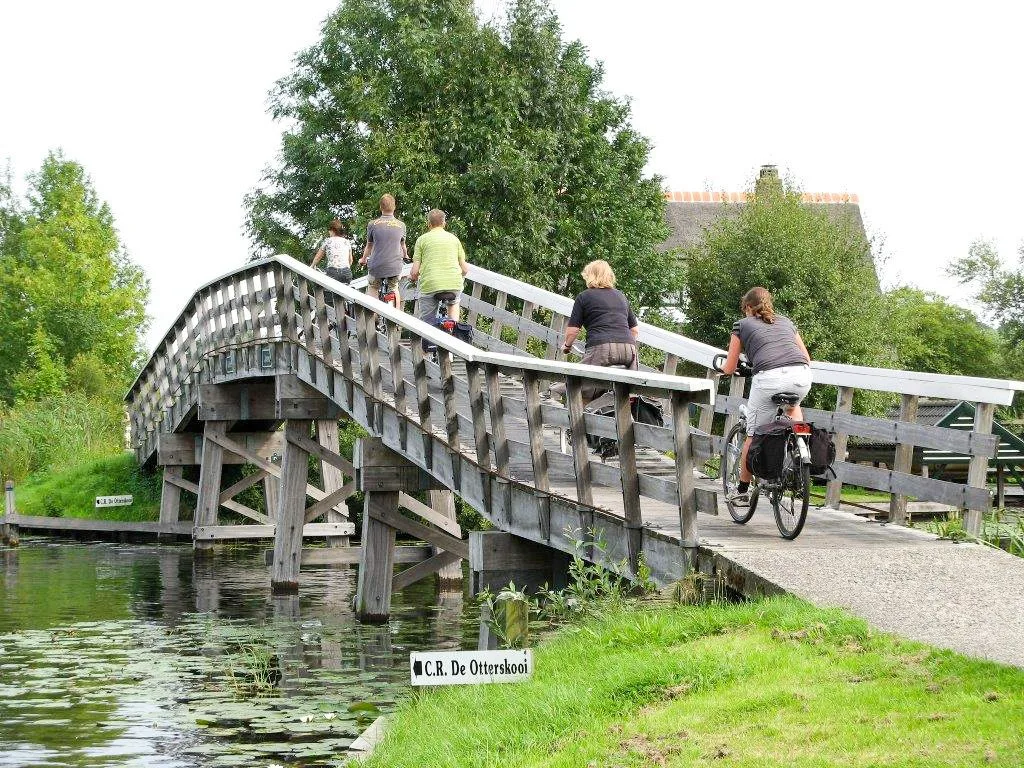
728,492 -> 750,507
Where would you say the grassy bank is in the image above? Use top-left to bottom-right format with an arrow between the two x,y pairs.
13,452 -> 161,522
359,597 -> 1023,767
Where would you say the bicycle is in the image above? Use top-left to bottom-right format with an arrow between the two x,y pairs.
375,276 -> 399,335
421,291 -> 459,361
712,354 -> 812,540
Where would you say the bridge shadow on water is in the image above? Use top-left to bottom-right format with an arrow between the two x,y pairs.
0,539 -> 477,767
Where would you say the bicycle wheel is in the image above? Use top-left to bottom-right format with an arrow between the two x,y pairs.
722,423 -> 756,524
772,442 -> 810,539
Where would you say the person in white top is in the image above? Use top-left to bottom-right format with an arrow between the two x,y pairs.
311,219 -> 354,284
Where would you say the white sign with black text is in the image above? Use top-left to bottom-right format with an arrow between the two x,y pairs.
95,495 -> 133,509
410,649 -> 532,687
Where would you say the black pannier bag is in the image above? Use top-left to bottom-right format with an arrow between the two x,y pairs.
421,317 -> 473,351
807,424 -> 837,477
585,393 -> 665,459
745,418 -> 793,480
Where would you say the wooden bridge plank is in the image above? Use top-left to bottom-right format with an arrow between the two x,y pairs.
368,504 -> 470,559
195,522 -> 354,540
303,481 -> 357,524
399,491 -> 462,537
392,550 -> 462,592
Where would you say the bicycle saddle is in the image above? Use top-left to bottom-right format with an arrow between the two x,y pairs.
770,392 -> 802,406
434,291 -> 458,302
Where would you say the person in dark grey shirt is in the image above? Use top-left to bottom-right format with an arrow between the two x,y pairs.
360,193 -> 408,309
719,287 -> 812,505
550,260 -> 638,401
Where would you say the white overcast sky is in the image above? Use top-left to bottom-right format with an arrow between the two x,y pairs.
2,1 -> 1022,352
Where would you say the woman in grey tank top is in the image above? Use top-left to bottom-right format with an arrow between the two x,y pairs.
719,287 -> 812,505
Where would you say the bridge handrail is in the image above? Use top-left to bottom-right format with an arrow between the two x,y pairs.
459,264 -> 1024,406
127,255 -> 714,403
284,256 -> 713,395
126,252 -> 1013,541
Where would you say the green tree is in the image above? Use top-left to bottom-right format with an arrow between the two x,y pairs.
950,239 -> 1024,351
949,240 -> 1024,414
681,178 -> 889,408
0,151 -> 149,406
245,0 -> 676,307
884,287 -> 1003,377
12,327 -> 68,404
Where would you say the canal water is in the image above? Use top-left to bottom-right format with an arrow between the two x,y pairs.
0,539 -> 478,767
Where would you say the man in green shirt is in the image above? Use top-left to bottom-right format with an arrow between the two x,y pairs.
410,209 -> 469,323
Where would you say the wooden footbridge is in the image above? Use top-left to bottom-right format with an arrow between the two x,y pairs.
118,255 -> 1024,635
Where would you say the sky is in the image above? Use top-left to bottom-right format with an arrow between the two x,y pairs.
2,1 -> 1022,353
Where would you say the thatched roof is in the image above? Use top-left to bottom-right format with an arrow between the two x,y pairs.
660,191 -> 868,253
660,165 -> 867,253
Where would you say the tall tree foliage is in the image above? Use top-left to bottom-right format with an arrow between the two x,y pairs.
0,151 -> 149,406
245,0 -> 676,307
950,239 -> 1024,389
682,180 -> 889,398
884,287 -> 1004,378
951,240 -> 1024,350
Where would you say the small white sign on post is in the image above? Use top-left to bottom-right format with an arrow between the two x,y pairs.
410,649 -> 532,687
95,495 -> 133,509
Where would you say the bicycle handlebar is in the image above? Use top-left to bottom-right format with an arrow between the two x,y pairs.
712,353 -> 753,378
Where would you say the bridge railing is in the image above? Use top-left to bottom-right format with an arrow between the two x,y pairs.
126,255 -> 716,576
128,254 -> 1024,542
455,265 -> 1024,533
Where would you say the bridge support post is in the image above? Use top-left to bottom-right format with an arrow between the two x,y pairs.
3,480 -> 18,547
355,491 -> 399,623
271,419 -> 313,593
263,474 -> 279,522
429,490 -> 462,586
159,466 -> 182,543
194,421 -> 228,557
352,437 -> 456,621
317,419 -> 350,548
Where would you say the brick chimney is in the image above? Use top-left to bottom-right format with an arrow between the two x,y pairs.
754,164 -> 781,197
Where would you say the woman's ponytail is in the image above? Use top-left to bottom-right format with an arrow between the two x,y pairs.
741,287 -> 775,324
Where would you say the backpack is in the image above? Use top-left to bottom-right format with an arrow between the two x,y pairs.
745,418 -> 793,480
807,424 -> 837,477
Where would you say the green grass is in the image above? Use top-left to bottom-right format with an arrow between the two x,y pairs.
359,597 -> 1024,767
14,452 -> 161,522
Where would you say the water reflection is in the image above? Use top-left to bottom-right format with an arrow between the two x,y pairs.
0,539 -> 478,767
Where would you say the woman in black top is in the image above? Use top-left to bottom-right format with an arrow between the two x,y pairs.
552,260 -> 638,401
